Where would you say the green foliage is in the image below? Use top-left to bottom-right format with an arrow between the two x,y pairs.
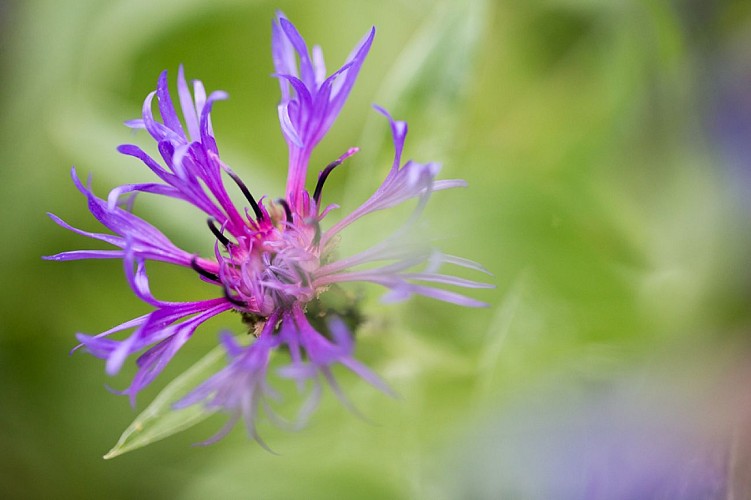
103,345 -> 225,459
3,0 -> 751,497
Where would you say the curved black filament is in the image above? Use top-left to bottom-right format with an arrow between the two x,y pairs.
190,256 -> 220,282
207,218 -> 230,247
223,285 -> 247,308
277,198 -> 293,223
225,169 -> 265,221
313,158 -> 344,205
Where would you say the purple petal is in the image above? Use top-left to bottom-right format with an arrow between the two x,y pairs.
373,105 -> 407,170
177,65 -> 200,140
43,249 -> 124,261
46,212 -> 124,247
106,183 -> 187,209
277,102 -> 304,148
272,12 -> 299,86
117,144 -> 173,184
156,70 -> 185,138
273,16 -> 375,208
278,17 -> 316,90
69,167 -> 193,267
124,301 -> 233,404
199,90 -> 229,155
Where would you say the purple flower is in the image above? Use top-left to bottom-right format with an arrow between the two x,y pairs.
46,12 -> 491,447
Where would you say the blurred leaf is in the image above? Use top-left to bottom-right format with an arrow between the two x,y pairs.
372,0 -> 486,113
344,0 -> 488,208
473,273 -> 526,401
103,344 -> 225,459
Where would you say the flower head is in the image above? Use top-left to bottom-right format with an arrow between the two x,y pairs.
46,12 -> 491,447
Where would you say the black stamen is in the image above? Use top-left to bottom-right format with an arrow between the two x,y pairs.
313,159 -> 344,205
277,198 -> 293,224
207,218 -> 230,247
225,169 -> 264,221
223,285 -> 247,308
190,256 -> 220,282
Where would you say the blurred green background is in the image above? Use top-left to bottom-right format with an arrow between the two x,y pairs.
3,0 -> 751,498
